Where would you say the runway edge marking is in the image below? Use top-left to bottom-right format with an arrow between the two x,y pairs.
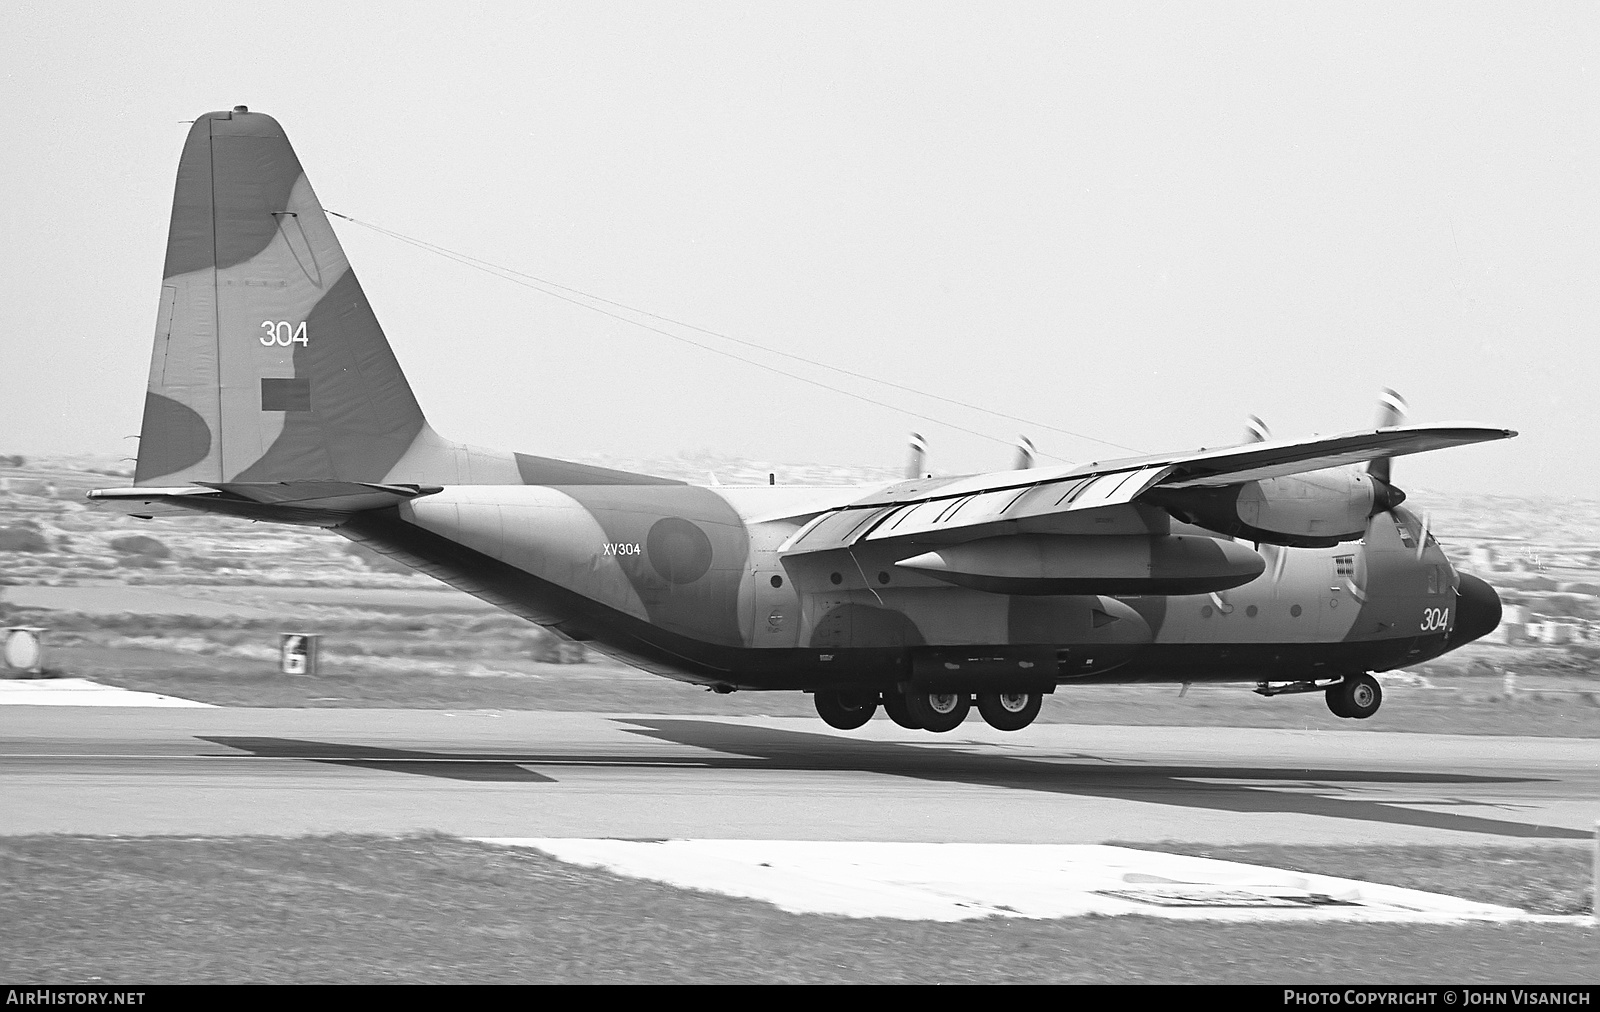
476,838 -> 1596,925
0,677 -> 215,707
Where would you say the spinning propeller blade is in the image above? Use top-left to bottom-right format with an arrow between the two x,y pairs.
905,432 -> 928,480
1367,388 -> 1409,512
1012,435 -> 1036,470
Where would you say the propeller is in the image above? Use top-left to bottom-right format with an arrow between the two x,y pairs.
1267,543 -> 1289,589
1366,388 -> 1432,559
1366,387 -> 1408,513
1240,413 -> 1280,580
1012,435 -> 1036,470
904,432 -> 928,480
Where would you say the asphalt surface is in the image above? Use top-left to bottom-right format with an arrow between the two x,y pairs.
2,707 -> 1595,844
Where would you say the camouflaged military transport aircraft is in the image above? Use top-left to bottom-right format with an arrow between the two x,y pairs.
90,108 -> 1516,733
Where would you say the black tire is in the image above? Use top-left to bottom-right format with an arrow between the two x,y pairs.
976,691 -> 1042,731
1326,674 -> 1382,719
903,691 -> 971,733
813,688 -> 878,730
881,690 -> 922,729
1325,685 -> 1353,718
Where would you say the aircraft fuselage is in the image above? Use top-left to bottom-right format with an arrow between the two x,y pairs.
333,479 -> 1490,694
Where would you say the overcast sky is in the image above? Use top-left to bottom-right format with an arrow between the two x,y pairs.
3,3 -> 1596,499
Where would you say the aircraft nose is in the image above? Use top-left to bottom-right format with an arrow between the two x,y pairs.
1449,573 -> 1503,647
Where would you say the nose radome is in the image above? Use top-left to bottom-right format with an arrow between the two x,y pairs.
1449,573 -> 1503,647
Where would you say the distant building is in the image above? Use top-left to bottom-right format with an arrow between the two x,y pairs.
1486,603 -> 1528,644
1468,544 -> 1497,571
1524,619 -> 1578,645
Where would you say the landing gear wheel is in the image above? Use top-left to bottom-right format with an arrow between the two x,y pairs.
881,691 -> 922,729
813,688 -> 878,730
1325,674 -> 1382,719
976,691 -> 1042,731
903,691 -> 971,733
1325,688 -> 1353,718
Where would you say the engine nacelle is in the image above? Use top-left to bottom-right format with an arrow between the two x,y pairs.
1145,468 -> 1405,548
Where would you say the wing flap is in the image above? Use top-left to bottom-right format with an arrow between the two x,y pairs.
780,466 -> 1171,555
860,465 -> 1170,543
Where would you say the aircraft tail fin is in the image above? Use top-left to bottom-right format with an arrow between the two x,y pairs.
134,106 -> 428,486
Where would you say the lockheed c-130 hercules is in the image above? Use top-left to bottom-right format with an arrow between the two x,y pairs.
91,108 -> 1515,733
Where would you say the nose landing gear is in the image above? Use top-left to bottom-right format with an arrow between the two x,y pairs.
1325,673 -> 1383,719
1257,674 -> 1385,720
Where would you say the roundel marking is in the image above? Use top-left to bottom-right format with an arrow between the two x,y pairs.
646,517 -> 714,585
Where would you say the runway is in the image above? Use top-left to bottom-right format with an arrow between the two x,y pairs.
2,707 -> 1595,845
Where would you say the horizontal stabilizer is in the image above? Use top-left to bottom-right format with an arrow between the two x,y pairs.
82,485 -> 224,519
87,481 -> 440,524
202,481 -> 442,510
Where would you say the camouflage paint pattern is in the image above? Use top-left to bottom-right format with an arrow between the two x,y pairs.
118,109 -> 1503,693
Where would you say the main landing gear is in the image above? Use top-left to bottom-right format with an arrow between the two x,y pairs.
814,688 -> 1045,732
904,691 -> 970,732
975,691 -> 1044,731
812,688 -> 878,730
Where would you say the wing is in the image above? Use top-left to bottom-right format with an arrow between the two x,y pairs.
780,422 -> 1514,555
1141,423 -> 1514,489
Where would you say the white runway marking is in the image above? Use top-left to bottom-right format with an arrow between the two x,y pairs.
0,677 -> 214,707
480,839 -> 1595,925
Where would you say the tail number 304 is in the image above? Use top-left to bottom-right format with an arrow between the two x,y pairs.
261,321 -> 309,347
1421,607 -> 1451,632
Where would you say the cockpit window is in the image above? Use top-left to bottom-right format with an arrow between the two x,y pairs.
1393,516 -> 1414,546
